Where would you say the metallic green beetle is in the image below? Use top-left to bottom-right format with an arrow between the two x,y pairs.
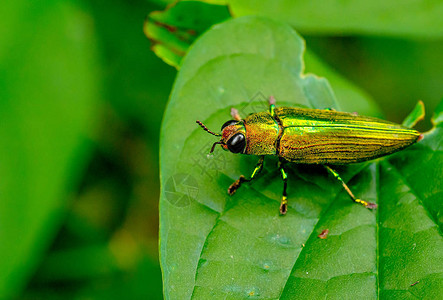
196,97 -> 422,215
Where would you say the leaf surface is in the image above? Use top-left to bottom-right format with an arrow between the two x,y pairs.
159,16 -> 443,299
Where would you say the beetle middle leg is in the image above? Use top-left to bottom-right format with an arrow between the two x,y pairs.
278,158 -> 289,215
228,155 -> 265,195
324,165 -> 377,209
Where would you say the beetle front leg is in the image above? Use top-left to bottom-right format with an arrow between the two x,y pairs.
278,158 -> 288,215
324,165 -> 377,209
228,156 -> 264,195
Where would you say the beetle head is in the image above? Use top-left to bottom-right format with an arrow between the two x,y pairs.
196,119 -> 247,154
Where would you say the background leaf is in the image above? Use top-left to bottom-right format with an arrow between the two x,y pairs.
0,0 -> 99,297
228,0 -> 443,38
144,1 -> 231,69
305,37 -> 443,131
145,1 -> 381,116
402,100 -> 425,128
147,1 -> 443,132
160,16 -> 443,299
19,0 -> 174,298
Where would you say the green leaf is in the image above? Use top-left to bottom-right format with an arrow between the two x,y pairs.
0,1 -> 99,297
160,16 -> 442,299
89,0 -> 176,143
402,100 -> 425,128
145,1 -> 381,116
228,0 -> 443,38
144,1 -> 381,116
144,1 -> 231,69
303,51 -> 382,118
376,100 -> 443,298
431,98 -> 443,126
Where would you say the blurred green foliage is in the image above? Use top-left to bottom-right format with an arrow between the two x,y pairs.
228,0 -> 443,38
145,1 -> 230,68
1,0 -> 174,298
1,0 -> 442,299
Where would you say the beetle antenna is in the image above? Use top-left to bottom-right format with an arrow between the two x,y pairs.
196,120 -> 221,136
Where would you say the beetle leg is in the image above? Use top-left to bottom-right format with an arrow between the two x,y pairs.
324,165 -> 377,209
269,96 -> 276,116
278,158 -> 288,215
228,156 -> 264,195
230,108 -> 241,121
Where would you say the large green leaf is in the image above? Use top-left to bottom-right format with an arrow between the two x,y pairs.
160,16 -> 442,299
228,0 -> 443,38
0,0 -> 99,297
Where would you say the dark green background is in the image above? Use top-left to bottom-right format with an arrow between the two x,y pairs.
1,0 -> 442,298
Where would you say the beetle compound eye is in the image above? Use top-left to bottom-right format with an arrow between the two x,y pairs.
227,133 -> 246,153
221,120 -> 238,131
